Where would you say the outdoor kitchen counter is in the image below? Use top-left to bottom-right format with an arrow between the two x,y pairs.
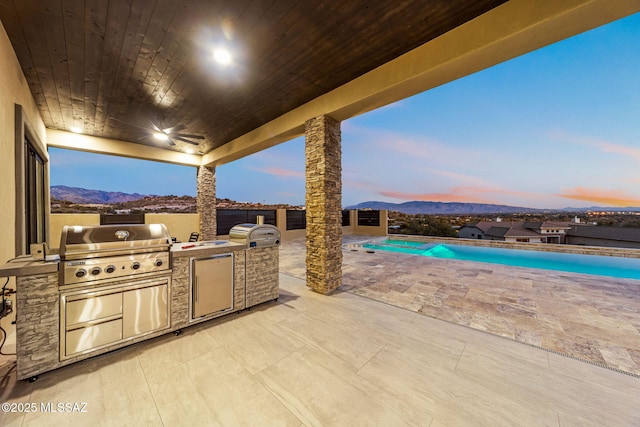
169,240 -> 247,331
6,241 -> 249,381
0,240 -> 245,277
171,240 -> 245,258
0,255 -> 59,278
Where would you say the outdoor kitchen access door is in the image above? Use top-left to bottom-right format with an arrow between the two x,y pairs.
191,254 -> 233,318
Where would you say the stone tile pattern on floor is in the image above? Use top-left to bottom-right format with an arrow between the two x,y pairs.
3,274 -> 639,426
282,236 -> 640,376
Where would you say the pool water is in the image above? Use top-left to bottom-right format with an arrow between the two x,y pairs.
362,239 -> 640,280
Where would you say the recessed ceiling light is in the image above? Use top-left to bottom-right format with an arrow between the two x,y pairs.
70,126 -> 82,133
153,132 -> 169,141
185,148 -> 195,154
213,48 -> 232,65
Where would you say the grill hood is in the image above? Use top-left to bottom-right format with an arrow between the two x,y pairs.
229,224 -> 280,248
59,224 -> 172,260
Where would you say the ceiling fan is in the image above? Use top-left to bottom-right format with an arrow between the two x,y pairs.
109,117 -> 205,146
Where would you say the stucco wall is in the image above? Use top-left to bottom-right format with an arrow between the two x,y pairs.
0,20 -> 46,339
50,213 -> 200,247
0,20 -> 46,261
145,213 -> 199,243
353,209 -> 388,236
51,210 -> 385,248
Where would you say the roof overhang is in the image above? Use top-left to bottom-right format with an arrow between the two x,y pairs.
35,0 -> 640,166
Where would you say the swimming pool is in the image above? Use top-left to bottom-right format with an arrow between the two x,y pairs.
361,239 -> 640,280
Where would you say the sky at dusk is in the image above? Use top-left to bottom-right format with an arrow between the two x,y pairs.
50,12 -> 640,209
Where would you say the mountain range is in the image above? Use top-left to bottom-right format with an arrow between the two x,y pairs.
345,200 -> 640,214
51,186 -> 640,214
345,200 -> 544,215
51,185 -> 149,204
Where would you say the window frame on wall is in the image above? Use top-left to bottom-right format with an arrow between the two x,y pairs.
24,138 -> 46,246
15,104 -> 50,256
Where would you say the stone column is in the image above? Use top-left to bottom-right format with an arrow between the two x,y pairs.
305,115 -> 342,294
197,165 -> 216,240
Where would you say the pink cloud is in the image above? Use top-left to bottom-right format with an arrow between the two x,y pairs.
343,177 -> 380,190
252,167 -> 304,178
377,185 -> 542,204
550,131 -> 640,161
557,187 -> 640,207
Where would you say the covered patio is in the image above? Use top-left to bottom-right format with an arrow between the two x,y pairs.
2,1 -> 640,425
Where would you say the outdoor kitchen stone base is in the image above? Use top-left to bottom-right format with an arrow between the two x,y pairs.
11,244 -> 252,381
170,257 -> 190,330
14,271 -> 174,381
14,272 -> 170,380
245,246 -> 279,308
15,273 -> 59,380
171,247 -> 247,330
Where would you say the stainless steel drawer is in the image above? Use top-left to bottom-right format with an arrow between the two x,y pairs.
66,292 -> 123,326
66,319 -> 123,355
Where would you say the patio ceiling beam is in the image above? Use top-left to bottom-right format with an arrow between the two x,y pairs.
46,129 -> 201,167
202,0 -> 640,167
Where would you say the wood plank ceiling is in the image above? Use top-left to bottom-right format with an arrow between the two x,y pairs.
0,0 -> 506,154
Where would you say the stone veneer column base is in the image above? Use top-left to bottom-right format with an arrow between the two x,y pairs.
305,115 -> 342,294
197,165 -> 216,240
16,273 -> 59,380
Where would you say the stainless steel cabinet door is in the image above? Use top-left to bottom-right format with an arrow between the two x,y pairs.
192,254 -> 233,318
123,283 -> 169,338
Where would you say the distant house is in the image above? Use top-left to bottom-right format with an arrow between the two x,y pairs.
566,225 -> 640,249
459,219 -> 640,248
458,220 -> 575,243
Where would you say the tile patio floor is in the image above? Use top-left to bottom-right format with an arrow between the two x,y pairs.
280,235 -> 640,377
0,236 -> 638,426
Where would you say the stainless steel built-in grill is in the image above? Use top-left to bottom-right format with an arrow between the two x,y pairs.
229,223 -> 281,248
58,224 -> 173,360
229,223 -> 280,308
59,224 -> 172,286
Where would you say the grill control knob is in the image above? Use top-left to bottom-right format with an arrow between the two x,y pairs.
154,259 -> 164,267
105,265 -> 116,274
90,267 -> 102,276
75,269 -> 87,278
131,262 -> 141,270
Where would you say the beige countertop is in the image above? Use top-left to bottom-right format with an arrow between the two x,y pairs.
1,241 -> 246,277
170,240 -> 246,258
0,255 -> 60,278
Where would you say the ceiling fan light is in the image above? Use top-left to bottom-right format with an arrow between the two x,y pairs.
213,48 -> 232,65
153,132 -> 169,141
